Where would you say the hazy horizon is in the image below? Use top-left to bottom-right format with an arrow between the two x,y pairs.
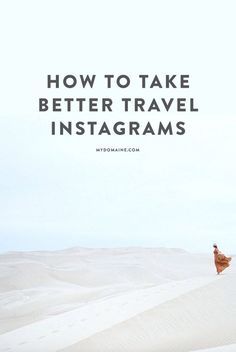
1,244 -> 234,257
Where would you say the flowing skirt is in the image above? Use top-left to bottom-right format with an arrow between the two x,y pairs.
214,253 -> 232,273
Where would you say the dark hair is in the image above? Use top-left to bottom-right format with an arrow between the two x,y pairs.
213,244 -> 218,248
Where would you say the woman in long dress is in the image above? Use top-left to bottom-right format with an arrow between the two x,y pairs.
213,244 -> 232,274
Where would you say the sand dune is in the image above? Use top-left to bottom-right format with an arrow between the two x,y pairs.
61,270 -> 235,352
0,247 -> 234,352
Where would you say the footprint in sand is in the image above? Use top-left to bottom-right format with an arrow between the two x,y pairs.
52,329 -> 59,334
38,336 -> 46,340
18,341 -> 27,345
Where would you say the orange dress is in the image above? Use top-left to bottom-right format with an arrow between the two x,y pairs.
214,248 -> 232,273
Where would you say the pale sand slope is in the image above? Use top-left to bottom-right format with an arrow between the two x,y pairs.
61,267 -> 236,352
0,248 -> 234,352
0,247 -> 214,333
0,276 -> 218,352
193,344 -> 236,351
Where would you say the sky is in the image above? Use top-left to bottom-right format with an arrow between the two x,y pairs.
0,0 -> 236,254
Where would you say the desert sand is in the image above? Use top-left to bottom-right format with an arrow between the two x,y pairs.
0,247 -> 235,352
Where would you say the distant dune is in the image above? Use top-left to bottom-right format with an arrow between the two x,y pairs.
0,247 -> 235,352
